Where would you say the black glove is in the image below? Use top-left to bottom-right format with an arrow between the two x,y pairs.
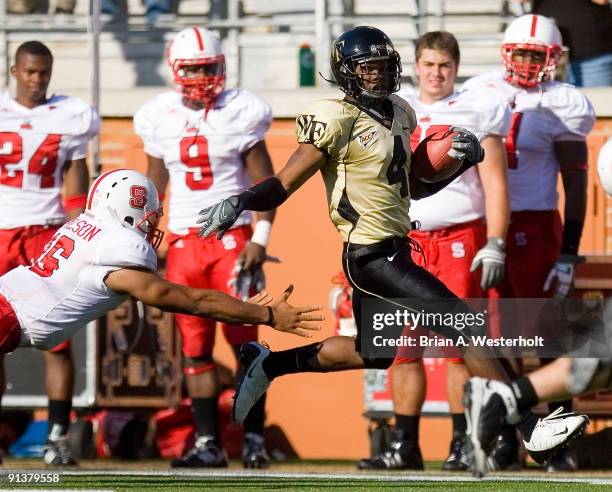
450,126 -> 485,166
197,195 -> 244,239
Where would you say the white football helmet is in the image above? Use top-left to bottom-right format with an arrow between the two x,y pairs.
502,14 -> 562,88
597,138 -> 612,196
86,169 -> 164,250
166,27 -> 225,104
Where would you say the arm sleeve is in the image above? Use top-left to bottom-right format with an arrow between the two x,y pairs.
295,100 -> 347,158
134,102 -> 165,159
478,96 -> 512,138
65,106 -> 100,161
550,87 -> 596,142
97,239 -> 158,272
238,93 -> 273,153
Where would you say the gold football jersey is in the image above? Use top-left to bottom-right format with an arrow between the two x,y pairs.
296,95 -> 416,245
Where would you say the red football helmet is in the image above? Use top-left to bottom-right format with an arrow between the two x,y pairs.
501,14 -> 562,88
166,27 -> 226,104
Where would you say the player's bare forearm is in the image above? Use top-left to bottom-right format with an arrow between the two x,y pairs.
63,158 -> 90,219
105,268 -> 269,324
478,136 -> 510,239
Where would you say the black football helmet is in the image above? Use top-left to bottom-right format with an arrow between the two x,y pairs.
330,26 -> 402,104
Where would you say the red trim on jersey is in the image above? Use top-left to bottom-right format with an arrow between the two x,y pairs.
193,27 -> 204,50
530,15 -> 538,37
86,168 -> 124,209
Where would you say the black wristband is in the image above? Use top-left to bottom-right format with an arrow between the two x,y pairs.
238,177 -> 288,212
561,219 -> 584,255
265,306 -> 275,326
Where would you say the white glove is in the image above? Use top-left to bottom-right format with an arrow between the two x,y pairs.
543,254 -> 582,299
470,237 -> 506,290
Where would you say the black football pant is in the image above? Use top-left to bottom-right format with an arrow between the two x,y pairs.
343,236 -> 474,357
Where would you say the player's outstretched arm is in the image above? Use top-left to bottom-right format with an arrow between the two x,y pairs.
105,268 -> 323,338
198,143 -> 326,239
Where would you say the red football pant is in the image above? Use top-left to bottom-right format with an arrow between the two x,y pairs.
166,225 -> 258,358
0,225 -> 69,352
488,210 -> 562,338
395,218 -> 486,364
0,295 -> 21,353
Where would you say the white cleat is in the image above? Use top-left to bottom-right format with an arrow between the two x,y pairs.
233,342 -> 271,424
524,407 -> 589,465
463,377 -> 519,478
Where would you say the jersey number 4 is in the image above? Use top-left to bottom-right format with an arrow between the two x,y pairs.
180,135 -> 213,190
29,235 -> 75,278
0,132 -> 62,188
386,135 -> 409,198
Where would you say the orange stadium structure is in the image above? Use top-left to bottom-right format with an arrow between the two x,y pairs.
95,116 -> 612,461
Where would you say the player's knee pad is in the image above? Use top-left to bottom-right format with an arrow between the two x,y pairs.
568,358 -> 612,395
362,357 -> 395,370
183,355 -> 216,376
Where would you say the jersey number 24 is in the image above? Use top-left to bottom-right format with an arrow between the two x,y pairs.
0,132 -> 61,188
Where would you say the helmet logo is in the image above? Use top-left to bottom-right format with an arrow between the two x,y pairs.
130,185 -> 148,210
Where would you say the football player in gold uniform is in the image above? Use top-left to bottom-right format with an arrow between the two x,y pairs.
198,26 -> 587,476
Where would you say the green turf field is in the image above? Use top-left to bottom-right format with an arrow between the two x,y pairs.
1,460 -> 610,491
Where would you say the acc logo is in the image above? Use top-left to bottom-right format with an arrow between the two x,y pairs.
129,185 -> 147,209
356,130 -> 377,149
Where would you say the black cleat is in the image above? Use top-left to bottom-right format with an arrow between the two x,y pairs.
171,436 -> 228,468
242,432 -> 270,469
442,433 -> 471,471
357,437 -> 424,470
488,431 -> 522,471
43,436 -> 78,467
546,446 -> 577,472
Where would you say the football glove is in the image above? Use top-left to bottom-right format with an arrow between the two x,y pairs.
229,262 -> 266,301
449,126 -> 485,165
197,195 -> 244,239
543,254 -> 583,299
470,237 -> 506,290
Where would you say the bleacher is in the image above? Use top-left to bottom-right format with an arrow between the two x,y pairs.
0,0 -> 526,116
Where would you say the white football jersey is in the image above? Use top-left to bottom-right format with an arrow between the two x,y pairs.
462,71 -> 595,212
0,213 -> 157,350
0,93 -> 99,229
134,89 -> 272,235
398,86 -> 511,230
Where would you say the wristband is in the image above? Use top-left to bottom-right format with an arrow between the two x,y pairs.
265,306 -> 274,326
251,220 -> 272,248
159,192 -> 166,202
62,194 -> 87,213
239,177 -> 288,211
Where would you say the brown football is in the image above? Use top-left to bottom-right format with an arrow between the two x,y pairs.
411,129 -> 463,183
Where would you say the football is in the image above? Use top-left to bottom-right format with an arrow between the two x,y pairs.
411,129 -> 463,183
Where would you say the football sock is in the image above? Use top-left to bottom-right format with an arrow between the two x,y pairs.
451,413 -> 467,435
516,412 -> 540,442
510,376 -> 539,411
47,399 -> 71,439
243,392 -> 266,435
192,397 -> 220,445
263,343 -> 325,379
548,398 -> 572,415
394,414 -> 419,444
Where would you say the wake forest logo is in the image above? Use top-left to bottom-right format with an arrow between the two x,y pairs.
297,114 -> 328,143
